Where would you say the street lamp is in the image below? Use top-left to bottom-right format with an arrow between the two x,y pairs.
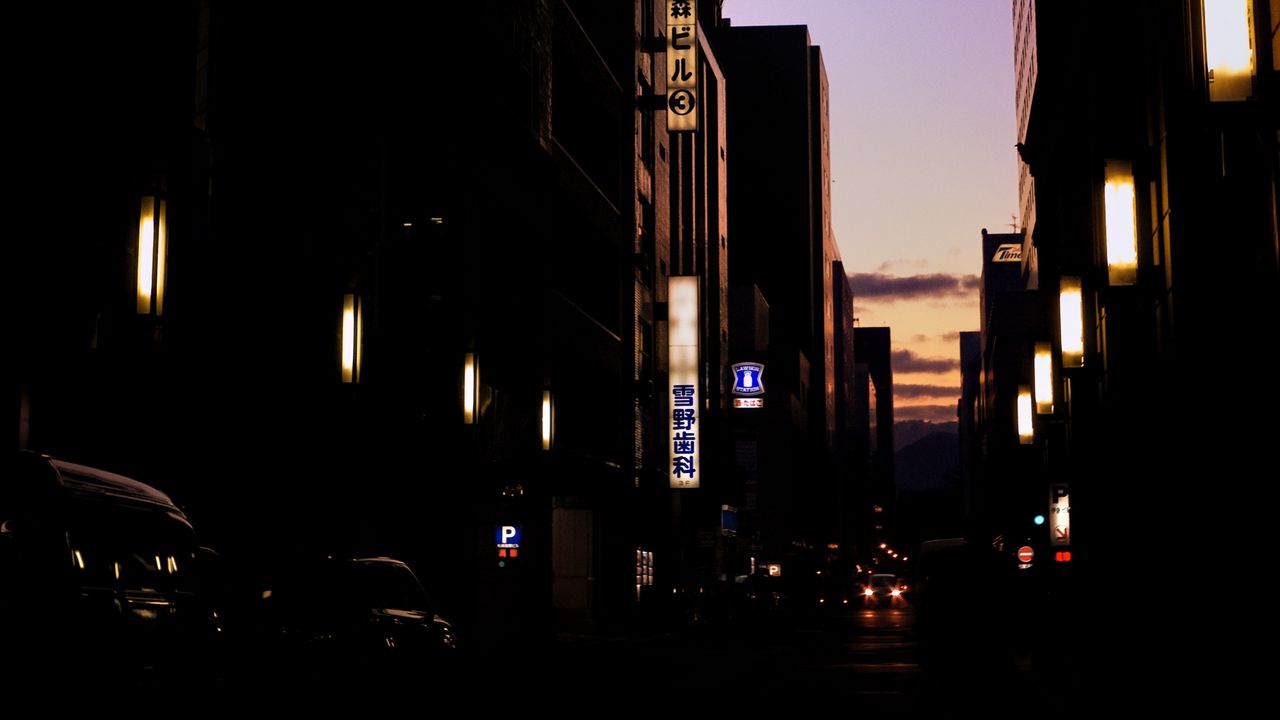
1202,0 -> 1255,102
340,293 -> 363,384
135,196 -> 167,316
1103,160 -> 1138,286
1059,276 -> 1084,368
463,352 -> 479,423
1034,342 -> 1054,414
1017,384 -> 1034,444
541,389 -> 554,450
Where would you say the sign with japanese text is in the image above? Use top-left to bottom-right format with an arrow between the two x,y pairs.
669,276 -> 700,488
1050,483 -> 1070,547
666,0 -> 698,132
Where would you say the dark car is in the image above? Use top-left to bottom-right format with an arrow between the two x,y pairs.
252,555 -> 459,684
0,451 -> 219,691
864,573 -> 905,606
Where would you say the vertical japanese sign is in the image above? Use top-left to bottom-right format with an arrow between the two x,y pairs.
1050,483 -> 1070,547
669,276 -> 700,488
666,0 -> 698,132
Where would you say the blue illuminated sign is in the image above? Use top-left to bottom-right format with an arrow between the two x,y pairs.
732,362 -> 765,396
495,524 -> 522,549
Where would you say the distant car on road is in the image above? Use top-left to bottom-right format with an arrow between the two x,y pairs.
863,573 -> 905,606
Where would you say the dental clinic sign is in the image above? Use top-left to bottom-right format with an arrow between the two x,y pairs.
669,276 -> 700,489
666,0 -> 698,132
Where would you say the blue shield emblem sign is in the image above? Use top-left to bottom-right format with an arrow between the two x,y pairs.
731,362 -> 765,396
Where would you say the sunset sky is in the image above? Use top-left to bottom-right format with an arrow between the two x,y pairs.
726,0 -> 1018,423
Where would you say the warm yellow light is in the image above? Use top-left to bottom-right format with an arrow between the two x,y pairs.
1203,0 -> 1255,101
864,588 -> 874,597
113,562 -> 120,580
541,390 -> 553,450
137,197 -> 154,313
341,294 -> 361,383
1059,277 -> 1084,368
463,353 -> 477,423
1018,385 -> 1034,444
73,549 -> 85,570
155,200 -> 167,315
1034,341 -> 1054,414
1103,161 -> 1138,285
879,543 -> 886,549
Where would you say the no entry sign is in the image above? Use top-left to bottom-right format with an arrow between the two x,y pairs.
1017,546 -> 1034,563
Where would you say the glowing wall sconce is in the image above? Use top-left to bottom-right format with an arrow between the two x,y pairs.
1017,385 -> 1034,445
1059,276 -> 1084,368
1034,342 -> 1054,414
340,293 -> 363,384
136,196 -> 168,315
541,389 -> 554,451
1202,0 -> 1255,102
463,352 -> 478,423
1103,160 -> 1138,286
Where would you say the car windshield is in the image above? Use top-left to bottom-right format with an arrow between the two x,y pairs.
343,562 -> 432,611
871,575 -> 895,587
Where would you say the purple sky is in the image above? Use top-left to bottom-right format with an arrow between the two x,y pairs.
724,0 -> 1017,421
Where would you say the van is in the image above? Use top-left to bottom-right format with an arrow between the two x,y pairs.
0,451 -> 217,689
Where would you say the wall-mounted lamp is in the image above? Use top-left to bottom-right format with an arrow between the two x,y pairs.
1034,341 -> 1054,414
541,389 -> 554,450
341,293 -> 363,383
463,352 -> 478,423
1059,276 -> 1084,368
1202,0 -> 1255,102
136,196 -> 167,315
1103,160 -> 1138,286
1017,384 -> 1034,445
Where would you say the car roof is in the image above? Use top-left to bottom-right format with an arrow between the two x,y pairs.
14,451 -> 191,528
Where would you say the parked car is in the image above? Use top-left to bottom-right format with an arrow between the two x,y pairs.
251,555 -> 459,685
0,451 -> 219,690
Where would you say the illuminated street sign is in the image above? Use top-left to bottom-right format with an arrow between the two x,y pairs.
666,0 -> 698,132
669,276 -> 700,488
1050,484 -> 1070,547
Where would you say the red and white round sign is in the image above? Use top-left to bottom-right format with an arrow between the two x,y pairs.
1017,546 -> 1034,563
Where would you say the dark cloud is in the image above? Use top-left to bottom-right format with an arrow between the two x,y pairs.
940,331 -> 962,342
896,383 -> 961,399
911,334 -> 930,343
849,272 -> 980,302
896,404 -> 959,422
892,349 -> 960,374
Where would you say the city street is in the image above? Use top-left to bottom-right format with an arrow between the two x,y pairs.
465,604 -> 1056,716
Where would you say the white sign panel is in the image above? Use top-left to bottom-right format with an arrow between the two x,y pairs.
669,276 -> 700,488
666,0 -> 698,132
1050,483 -> 1070,547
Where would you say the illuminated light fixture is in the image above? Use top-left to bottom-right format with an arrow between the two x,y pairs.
1018,385 -> 1034,445
73,549 -> 85,570
1034,342 -> 1054,414
541,389 -> 554,451
462,353 -> 478,423
1059,276 -> 1084,368
135,196 -> 168,315
1034,514 -> 1046,526
430,217 -> 444,225
1103,160 -> 1138,285
341,294 -> 363,384
1202,0 -> 1255,102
